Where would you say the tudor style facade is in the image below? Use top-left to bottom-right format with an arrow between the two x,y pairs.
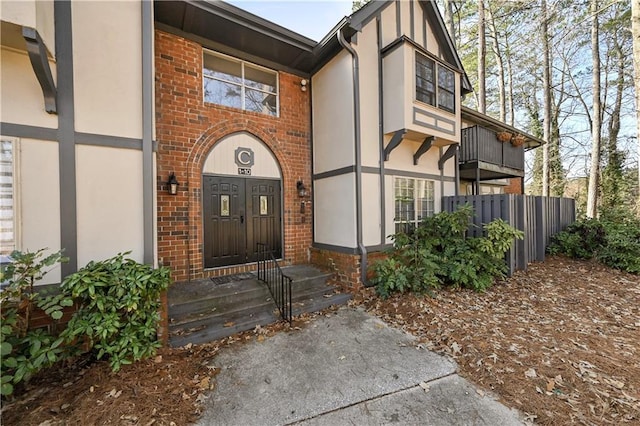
2,0 -> 542,315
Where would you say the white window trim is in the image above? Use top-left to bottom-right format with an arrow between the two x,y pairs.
0,136 -> 21,254
393,177 -> 435,232
202,49 -> 280,117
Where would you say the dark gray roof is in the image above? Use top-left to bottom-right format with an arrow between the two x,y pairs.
155,0 -> 473,89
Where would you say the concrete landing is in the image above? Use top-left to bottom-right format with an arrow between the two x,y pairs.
197,307 -> 524,426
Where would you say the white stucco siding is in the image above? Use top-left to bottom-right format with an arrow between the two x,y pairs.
35,1 -> 55,56
19,139 -> 61,285
380,2 -> 397,48
72,1 -> 142,139
203,132 -> 281,179
414,3 -> 425,49
1,1 -> 36,28
76,145 -> 144,267
0,48 -> 58,128
399,0 -> 411,39
426,19 -> 439,57
382,46 -> 405,134
354,19 -> 381,169
361,173 -> 381,247
314,174 -> 356,248
385,135 -> 441,176
312,51 -> 355,174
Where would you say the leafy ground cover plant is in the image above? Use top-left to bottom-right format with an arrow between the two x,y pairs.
60,252 -> 170,371
548,214 -> 640,274
370,205 -> 524,298
0,249 -> 72,396
1,250 -> 171,398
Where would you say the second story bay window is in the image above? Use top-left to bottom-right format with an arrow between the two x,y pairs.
203,51 -> 279,117
415,52 -> 455,113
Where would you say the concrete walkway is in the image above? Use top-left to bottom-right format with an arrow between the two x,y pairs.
197,307 -> 524,425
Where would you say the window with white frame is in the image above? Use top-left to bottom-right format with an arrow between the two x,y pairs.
0,137 -> 17,255
203,51 -> 279,117
394,177 -> 434,234
415,52 -> 456,113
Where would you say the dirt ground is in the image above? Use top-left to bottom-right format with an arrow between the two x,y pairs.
1,256 -> 638,425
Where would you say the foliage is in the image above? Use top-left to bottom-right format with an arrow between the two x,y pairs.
548,215 -> 640,274
370,206 -> 524,298
60,253 -> 170,371
0,249 -> 71,396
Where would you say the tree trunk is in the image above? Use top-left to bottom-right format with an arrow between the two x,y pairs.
586,0 -> 602,218
505,35 -> 515,126
632,0 -> 640,213
477,0 -> 486,113
444,0 -> 456,48
487,4 -> 506,122
541,0 -> 551,197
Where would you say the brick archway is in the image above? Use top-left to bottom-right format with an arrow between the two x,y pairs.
184,123 -> 294,278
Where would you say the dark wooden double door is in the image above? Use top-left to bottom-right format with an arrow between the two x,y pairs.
203,176 -> 281,268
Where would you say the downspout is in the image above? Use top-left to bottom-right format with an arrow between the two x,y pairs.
337,28 -> 370,287
376,16 -> 387,252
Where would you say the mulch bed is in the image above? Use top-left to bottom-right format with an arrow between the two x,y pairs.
350,256 -> 640,425
2,257 -> 638,425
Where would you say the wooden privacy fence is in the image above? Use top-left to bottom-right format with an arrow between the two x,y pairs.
442,195 -> 576,274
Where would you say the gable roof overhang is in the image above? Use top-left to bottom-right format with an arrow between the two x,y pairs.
418,1 -> 473,94
154,0 -> 318,76
461,106 -> 545,150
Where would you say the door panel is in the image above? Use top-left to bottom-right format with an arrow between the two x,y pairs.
246,180 -> 281,262
203,176 -> 281,268
203,176 -> 246,268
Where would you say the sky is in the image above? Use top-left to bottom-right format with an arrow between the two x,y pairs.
227,1 -> 354,41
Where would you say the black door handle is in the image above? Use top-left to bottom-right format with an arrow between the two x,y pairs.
240,215 -> 244,224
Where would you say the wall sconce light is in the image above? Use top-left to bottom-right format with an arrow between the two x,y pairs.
296,180 -> 307,198
167,172 -> 179,195
300,79 -> 308,92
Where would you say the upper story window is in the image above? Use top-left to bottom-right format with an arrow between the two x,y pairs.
415,52 -> 455,113
203,51 -> 279,117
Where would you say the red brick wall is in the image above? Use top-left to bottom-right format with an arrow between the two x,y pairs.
504,177 -> 524,194
155,30 -> 312,282
310,248 -> 362,291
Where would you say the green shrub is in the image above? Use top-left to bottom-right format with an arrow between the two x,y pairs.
0,249 -> 71,396
60,253 -> 170,371
370,205 -> 524,298
548,215 -> 640,274
547,219 -> 606,258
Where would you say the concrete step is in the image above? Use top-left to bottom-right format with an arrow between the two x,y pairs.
169,305 -> 279,347
292,293 -> 352,317
169,279 -> 271,320
167,264 -> 350,347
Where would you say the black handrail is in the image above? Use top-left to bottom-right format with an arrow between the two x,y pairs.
256,243 -> 292,322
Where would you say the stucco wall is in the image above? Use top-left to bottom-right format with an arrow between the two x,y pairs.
72,1 -> 142,139
314,173 -> 357,248
19,138 -> 61,285
76,145 -> 144,267
0,47 -> 57,128
311,50 -> 355,174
